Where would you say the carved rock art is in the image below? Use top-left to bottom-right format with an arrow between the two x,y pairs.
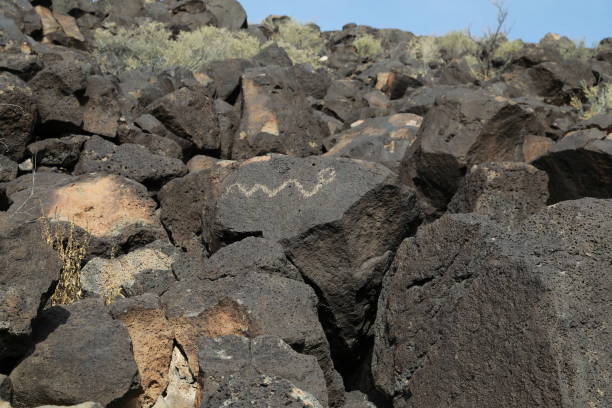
225,168 -> 336,199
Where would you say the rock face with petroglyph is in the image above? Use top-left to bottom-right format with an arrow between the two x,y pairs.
1,1 -> 611,407
206,154 -> 420,386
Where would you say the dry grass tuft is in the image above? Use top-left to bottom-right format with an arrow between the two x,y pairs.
40,216 -> 90,306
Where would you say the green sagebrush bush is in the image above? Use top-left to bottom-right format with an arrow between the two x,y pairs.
266,19 -> 326,67
93,22 -> 262,75
571,81 -> 612,119
353,34 -> 383,59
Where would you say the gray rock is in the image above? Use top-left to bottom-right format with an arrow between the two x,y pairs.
28,135 -> 88,169
532,128 -> 612,203
0,374 -> 11,402
199,335 -> 328,407
117,123 -> 183,160
207,154 -> 419,373
0,155 -> 18,182
74,135 -> 187,188
399,87 -> 551,216
232,66 -> 327,159
448,162 -> 549,226
201,237 -> 301,281
0,217 -> 61,368
373,198 -> 612,407
10,298 -> 140,407
0,72 -> 37,161
324,113 -> 422,173
161,272 -> 345,407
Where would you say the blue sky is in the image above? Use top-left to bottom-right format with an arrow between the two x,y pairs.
240,0 -> 610,46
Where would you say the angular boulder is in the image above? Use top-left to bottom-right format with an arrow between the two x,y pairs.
400,87 -> 551,215
201,236 -> 301,281
74,136 -> 187,188
232,66 -> 327,159
0,217 -> 61,369
10,298 -> 140,407
324,113 -> 422,172
146,86 -> 220,153
0,155 -> 18,182
28,135 -> 88,169
199,335 -> 328,407
532,128 -> 612,203
206,154 -> 419,383
161,272 -> 345,407
448,162 -> 549,225
5,173 -> 166,250
373,198 -> 611,407
0,72 -> 37,161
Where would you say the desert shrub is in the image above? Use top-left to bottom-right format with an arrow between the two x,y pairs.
436,30 -> 478,61
571,81 -> 612,119
404,36 -> 442,70
267,19 -> 326,67
493,39 -> 525,62
353,34 -> 383,59
558,39 -> 595,61
41,217 -> 90,306
93,22 -> 261,75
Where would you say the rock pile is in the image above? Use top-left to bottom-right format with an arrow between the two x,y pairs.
0,1 -> 610,407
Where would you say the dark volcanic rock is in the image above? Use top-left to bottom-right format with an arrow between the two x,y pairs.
206,154 -> 420,383
117,123 -> 183,160
202,236 -> 302,281
146,86 -> 220,153
158,162 -> 236,253
400,88 -> 550,215
203,58 -> 253,102
373,198 -> 611,407
199,335 -> 328,407
28,134 -> 88,169
10,298 -> 140,407
82,75 -> 121,138
232,66 -> 327,159
532,128 -> 612,203
323,79 -> 370,125
0,217 -> 61,370
0,155 -> 18,182
162,271 -> 345,407
0,72 -> 37,161
448,162 -> 549,225
74,135 -> 187,188
324,113 -> 422,172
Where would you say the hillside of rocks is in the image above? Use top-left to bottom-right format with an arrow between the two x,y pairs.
0,1 -> 611,407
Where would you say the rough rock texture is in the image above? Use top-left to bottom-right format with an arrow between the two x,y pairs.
161,272 -> 345,407
207,154 -> 419,387
110,295 -> 175,408
146,86 -> 220,153
324,113 -> 422,172
27,135 -> 88,169
400,87 -> 552,215
199,335 -> 328,407
10,298 -> 140,407
74,136 -> 187,188
448,162 -> 549,225
532,128 -> 612,203
5,173 -> 166,250
202,236 -> 301,281
0,155 -> 18,182
81,241 -> 177,299
0,72 -> 37,161
373,198 -> 611,407
0,217 -> 61,370
232,66 -> 327,159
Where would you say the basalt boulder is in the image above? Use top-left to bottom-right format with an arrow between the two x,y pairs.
531,128 -> 612,203
373,198 -> 611,407
199,335 -> 328,407
324,113 -> 422,173
0,72 -> 37,162
205,154 -> 420,384
399,87 -> 551,216
232,66 -> 327,159
161,271 -> 345,407
10,298 -> 140,407
74,136 -> 187,189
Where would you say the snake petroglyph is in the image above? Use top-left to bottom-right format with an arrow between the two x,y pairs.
226,168 -> 336,198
